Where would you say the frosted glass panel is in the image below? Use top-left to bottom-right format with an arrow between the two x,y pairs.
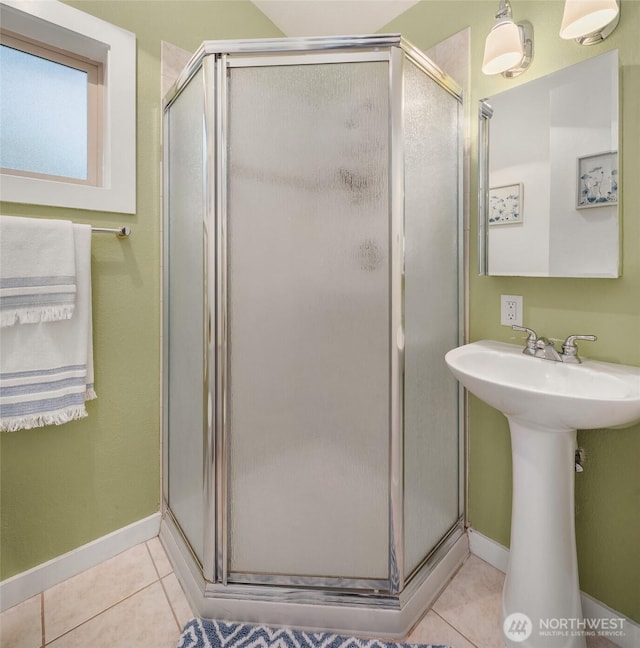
227,62 -> 390,579
402,60 -> 460,577
166,70 -> 205,562
0,45 -> 87,179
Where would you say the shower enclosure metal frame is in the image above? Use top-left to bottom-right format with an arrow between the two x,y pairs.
161,34 -> 467,637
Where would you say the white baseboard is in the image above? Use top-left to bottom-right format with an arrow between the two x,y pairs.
468,528 -> 639,648
468,527 -> 510,573
0,512 -> 161,613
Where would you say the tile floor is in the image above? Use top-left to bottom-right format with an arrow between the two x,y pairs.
0,540 -> 616,648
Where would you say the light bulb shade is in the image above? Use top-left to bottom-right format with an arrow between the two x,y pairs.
482,21 -> 524,75
560,0 -> 619,39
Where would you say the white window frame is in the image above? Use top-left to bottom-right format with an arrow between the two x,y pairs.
0,0 -> 136,213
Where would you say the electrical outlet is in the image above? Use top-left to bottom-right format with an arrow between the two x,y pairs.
501,294 -> 523,326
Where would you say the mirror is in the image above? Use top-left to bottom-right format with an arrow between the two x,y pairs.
478,50 -> 619,277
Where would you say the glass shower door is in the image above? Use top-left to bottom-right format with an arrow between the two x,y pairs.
164,69 -> 206,564
402,59 -> 462,578
225,58 -> 391,583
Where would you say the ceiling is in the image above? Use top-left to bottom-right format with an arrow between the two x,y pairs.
251,0 -> 421,37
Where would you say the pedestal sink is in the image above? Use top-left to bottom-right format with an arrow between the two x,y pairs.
445,340 -> 640,648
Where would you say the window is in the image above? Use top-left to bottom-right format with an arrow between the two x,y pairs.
0,0 -> 136,213
1,29 -> 102,185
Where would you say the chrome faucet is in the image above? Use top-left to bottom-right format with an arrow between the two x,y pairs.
534,336 -> 562,361
512,326 -> 597,363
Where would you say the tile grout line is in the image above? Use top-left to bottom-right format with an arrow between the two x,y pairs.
145,539 -> 183,631
432,609 -> 483,648
40,592 -> 45,648
159,571 -> 182,631
43,580 -> 161,646
42,545 -> 163,646
145,539 -> 163,581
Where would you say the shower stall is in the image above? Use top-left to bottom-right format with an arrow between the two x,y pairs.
161,34 -> 465,638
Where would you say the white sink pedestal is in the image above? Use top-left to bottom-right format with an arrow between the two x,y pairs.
504,419 -> 586,648
444,340 -> 640,648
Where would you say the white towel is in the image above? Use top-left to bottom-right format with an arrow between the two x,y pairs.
0,224 -> 96,432
0,215 -> 77,327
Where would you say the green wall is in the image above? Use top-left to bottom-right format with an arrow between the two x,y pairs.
385,0 -> 640,622
0,1 -> 282,580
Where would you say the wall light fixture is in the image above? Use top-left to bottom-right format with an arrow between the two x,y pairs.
560,0 -> 620,45
482,0 -> 533,78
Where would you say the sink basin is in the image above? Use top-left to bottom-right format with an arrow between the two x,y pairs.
445,340 -> 640,431
445,340 -> 640,648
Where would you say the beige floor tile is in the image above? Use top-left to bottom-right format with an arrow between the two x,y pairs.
162,573 -> 193,630
433,555 -> 505,648
46,582 -> 180,648
147,536 -> 173,578
44,543 -> 158,643
406,610 -> 477,648
0,594 -> 42,648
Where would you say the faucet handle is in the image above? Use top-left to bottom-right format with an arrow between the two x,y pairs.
512,325 -> 537,353
561,334 -> 597,362
512,325 -> 537,338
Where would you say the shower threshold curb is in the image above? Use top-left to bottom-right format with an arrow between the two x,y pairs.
160,514 -> 468,640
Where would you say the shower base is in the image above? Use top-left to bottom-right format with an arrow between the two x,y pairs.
159,515 -> 468,639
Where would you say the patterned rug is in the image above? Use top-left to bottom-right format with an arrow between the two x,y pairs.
176,619 -> 450,648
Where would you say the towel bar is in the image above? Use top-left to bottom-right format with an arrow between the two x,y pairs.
91,226 -> 131,238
